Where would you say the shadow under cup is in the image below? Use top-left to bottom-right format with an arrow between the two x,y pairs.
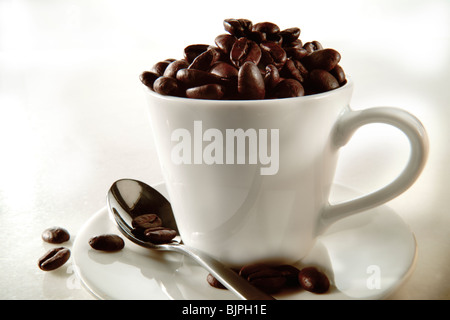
144,79 -> 428,267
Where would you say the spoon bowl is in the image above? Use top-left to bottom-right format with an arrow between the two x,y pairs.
107,178 -> 275,300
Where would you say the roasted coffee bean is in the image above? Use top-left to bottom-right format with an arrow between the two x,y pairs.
264,64 -> 282,91
41,227 -> 70,244
274,265 -> 301,286
230,37 -> 262,68
303,40 -> 323,54
140,71 -> 159,90
132,214 -> 162,230
273,79 -> 304,98
151,61 -> 171,76
215,34 -> 237,54
89,234 -> 125,252
189,49 -> 221,71
309,69 -> 340,93
176,68 -> 223,88
153,76 -> 181,96
302,48 -> 341,71
186,84 -> 225,100
280,27 -> 301,43
284,47 -> 308,60
239,263 -> 286,294
298,267 -> 330,293
252,22 -> 280,36
280,58 -> 308,83
259,42 -> 287,70
207,273 -> 227,289
163,60 -> 189,78
330,64 -> 346,85
223,18 -> 252,37
184,44 -> 210,64
38,247 -> 70,271
238,61 -> 265,99
210,61 -> 239,78
144,227 -> 177,244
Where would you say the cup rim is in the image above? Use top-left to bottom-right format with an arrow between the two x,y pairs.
145,76 -> 353,105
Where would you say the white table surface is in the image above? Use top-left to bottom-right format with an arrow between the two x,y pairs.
1,0 -> 449,300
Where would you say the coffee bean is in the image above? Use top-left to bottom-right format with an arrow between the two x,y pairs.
132,214 -> 162,230
252,22 -> 280,36
186,84 -> 225,100
264,64 -> 282,91
303,41 -> 323,54
259,41 -> 287,70
280,58 -> 308,83
163,60 -> 189,78
239,263 -> 286,294
309,69 -> 340,93
215,34 -> 237,54
273,79 -> 305,98
41,227 -> 70,244
210,62 -> 239,78
223,18 -> 252,37
184,44 -> 210,64
144,227 -> 177,244
298,267 -> 330,293
89,234 -> 125,252
280,27 -> 301,44
230,37 -> 262,68
176,69 -> 224,88
274,265 -> 301,286
206,273 -> 227,289
140,71 -> 159,90
302,48 -> 341,71
330,64 -> 346,85
153,76 -> 181,96
151,61 -> 171,76
38,247 -> 70,271
238,61 -> 265,99
284,47 -> 308,60
189,49 -> 221,71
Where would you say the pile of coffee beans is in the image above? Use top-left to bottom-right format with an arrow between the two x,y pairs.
207,263 -> 330,294
140,18 -> 346,100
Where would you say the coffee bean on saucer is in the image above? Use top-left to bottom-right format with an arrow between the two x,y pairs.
274,264 -> 301,286
89,234 -> 125,252
38,247 -> 71,271
298,267 -> 330,293
41,226 -> 70,244
239,263 -> 286,293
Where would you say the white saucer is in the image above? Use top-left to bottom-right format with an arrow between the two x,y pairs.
72,183 -> 417,300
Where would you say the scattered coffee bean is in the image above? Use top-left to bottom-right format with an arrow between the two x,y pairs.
38,247 -> 71,271
141,19 -> 346,99
274,264 -> 301,286
298,266 -> 330,293
132,214 -> 162,230
143,227 -> 177,244
239,263 -> 286,294
89,234 -> 125,252
41,227 -> 70,244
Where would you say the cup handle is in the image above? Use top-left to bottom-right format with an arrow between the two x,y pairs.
319,106 -> 429,232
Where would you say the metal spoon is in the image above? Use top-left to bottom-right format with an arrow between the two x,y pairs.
107,178 -> 275,300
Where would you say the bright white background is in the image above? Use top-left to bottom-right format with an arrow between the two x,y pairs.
0,0 -> 449,299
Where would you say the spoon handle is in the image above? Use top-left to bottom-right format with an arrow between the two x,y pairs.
171,244 -> 275,300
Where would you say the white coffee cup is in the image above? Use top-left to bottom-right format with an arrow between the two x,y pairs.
144,78 -> 428,266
